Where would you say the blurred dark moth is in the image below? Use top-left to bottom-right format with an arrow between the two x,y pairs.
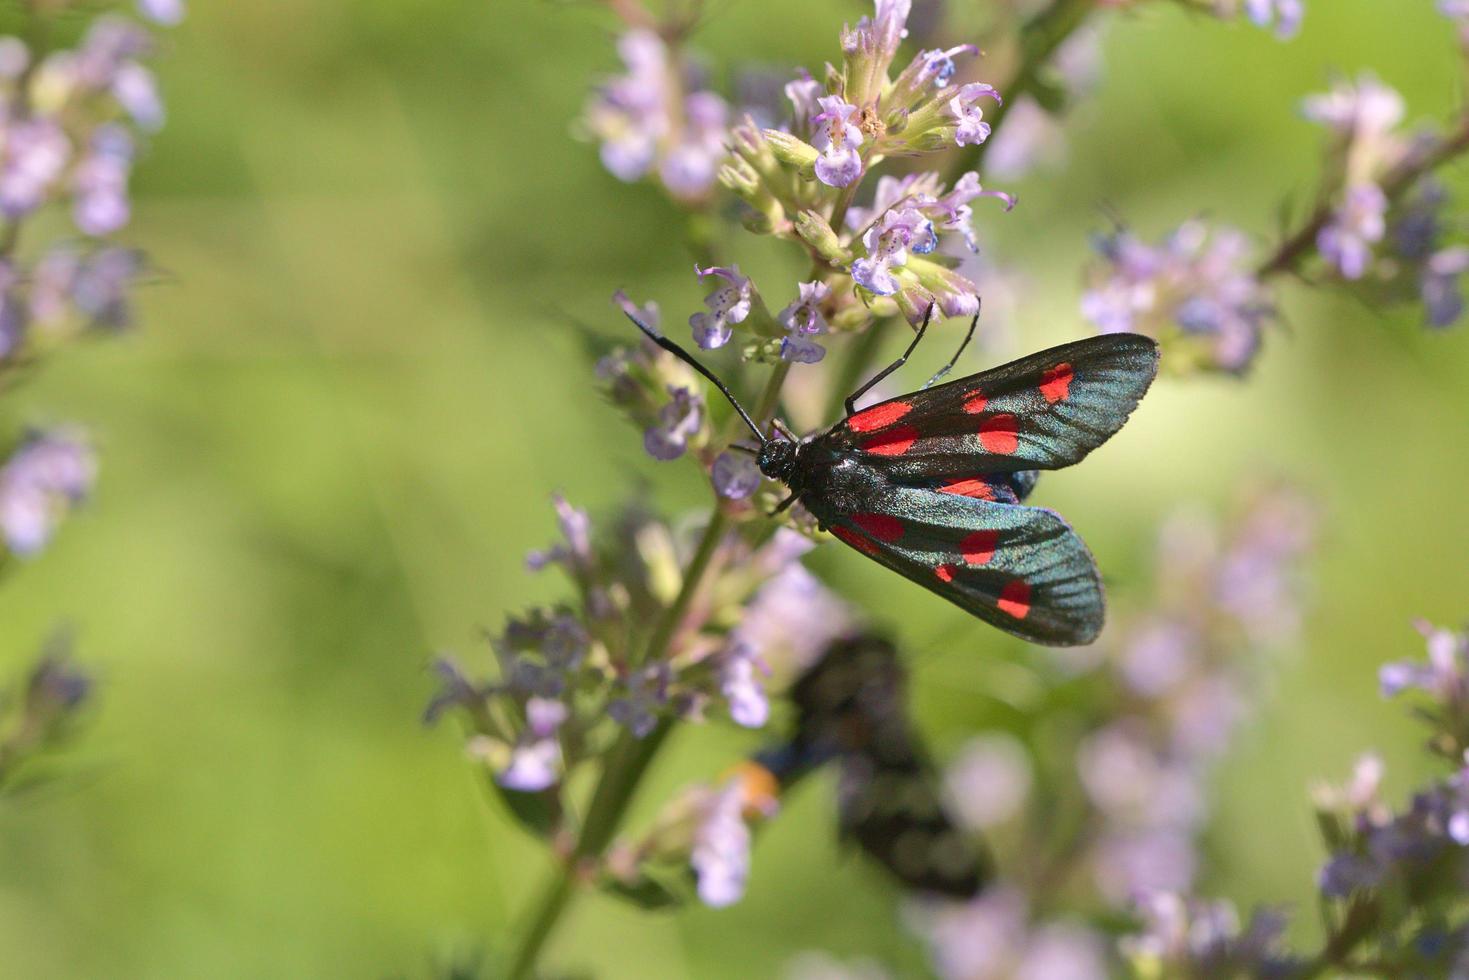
622,304 -> 1159,646
746,633 -> 987,898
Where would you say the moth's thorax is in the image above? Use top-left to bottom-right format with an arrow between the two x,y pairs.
756,440 -> 799,483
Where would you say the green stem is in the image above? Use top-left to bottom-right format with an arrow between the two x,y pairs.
504,362 -> 791,979
949,0 -> 1098,179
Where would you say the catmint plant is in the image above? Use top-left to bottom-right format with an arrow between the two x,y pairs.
427,0 -> 1469,977
0,0 -> 182,789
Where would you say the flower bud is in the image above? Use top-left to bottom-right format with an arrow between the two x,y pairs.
793,210 -> 852,265
762,129 -> 820,180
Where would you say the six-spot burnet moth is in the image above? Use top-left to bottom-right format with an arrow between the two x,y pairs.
620,302 -> 1159,647
740,633 -> 988,898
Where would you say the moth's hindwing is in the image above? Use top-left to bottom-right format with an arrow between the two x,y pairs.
805,479 -> 1104,646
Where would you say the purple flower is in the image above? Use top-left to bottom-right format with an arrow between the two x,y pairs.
73,125 -> 135,237
947,83 -> 1001,147
719,641 -> 770,728
1244,0 -> 1304,38
712,450 -> 761,500
1380,621 -> 1466,702
0,39 -> 29,81
852,207 -> 935,295
525,493 -> 593,573
1302,73 -> 1404,139
643,385 -> 703,461
658,90 -> 730,200
945,733 -> 1032,829
778,280 -> 830,335
609,664 -> 669,738
69,247 -> 143,328
1318,183 -> 1387,280
138,0 -> 186,26
784,73 -> 823,133
984,97 -> 1066,181
499,697 -> 567,792
0,260 -> 27,358
0,118 -> 70,218
585,30 -> 668,183
1082,221 -> 1272,373
812,96 -> 864,188
1422,247 -> 1469,328
689,264 -> 752,349
0,431 -> 97,556
113,62 -> 165,130
730,562 -> 855,675
691,778 -> 752,906
780,333 -> 826,363
66,17 -> 153,92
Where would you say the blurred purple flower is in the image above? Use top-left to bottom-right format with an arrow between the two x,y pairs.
499,697 -> 567,792
70,247 -> 143,328
812,96 -> 864,188
984,97 -> 1066,181
945,733 -> 1032,830
112,62 -> 165,130
138,0 -> 187,26
1083,220 -> 1272,373
659,90 -> 728,200
689,264 -> 752,349
609,664 -> 670,738
0,431 -> 96,556
525,493 -> 593,574
691,778 -> 752,906
0,118 -> 70,218
72,125 -> 135,236
719,640 -> 770,728
712,450 -> 761,500
643,385 -> 703,461
1318,183 -> 1388,280
1422,246 -> 1469,328
1243,0 -> 1304,38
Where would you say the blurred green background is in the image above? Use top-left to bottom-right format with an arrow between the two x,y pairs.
0,0 -> 1467,976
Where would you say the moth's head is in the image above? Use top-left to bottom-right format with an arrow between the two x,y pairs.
756,439 -> 797,483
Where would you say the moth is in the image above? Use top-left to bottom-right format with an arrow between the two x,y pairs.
749,633 -> 987,898
623,304 -> 1159,646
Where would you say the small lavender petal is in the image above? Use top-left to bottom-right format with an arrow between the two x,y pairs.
712,450 -> 761,500
138,0 -> 186,25
691,780 -> 752,907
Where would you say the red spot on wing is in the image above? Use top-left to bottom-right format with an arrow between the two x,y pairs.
939,477 -> 996,500
979,414 -> 1020,454
847,401 -> 913,433
962,391 -> 988,414
852,512 -> 904,543
935,563 -> 957,583
997,579 -> 1031,619
831,526 -> 880,556
1040,362 -> 1074,404
861,424 -> 919,456
960,530 -> 998,565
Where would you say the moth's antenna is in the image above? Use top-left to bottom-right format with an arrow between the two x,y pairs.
924,301 -> 980,389
615,291 -> 766,444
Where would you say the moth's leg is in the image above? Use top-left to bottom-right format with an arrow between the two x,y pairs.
769,419 -> 798,442
769,492 -> 798,517
923,303 -> 980,389
844,304 -> 934,417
